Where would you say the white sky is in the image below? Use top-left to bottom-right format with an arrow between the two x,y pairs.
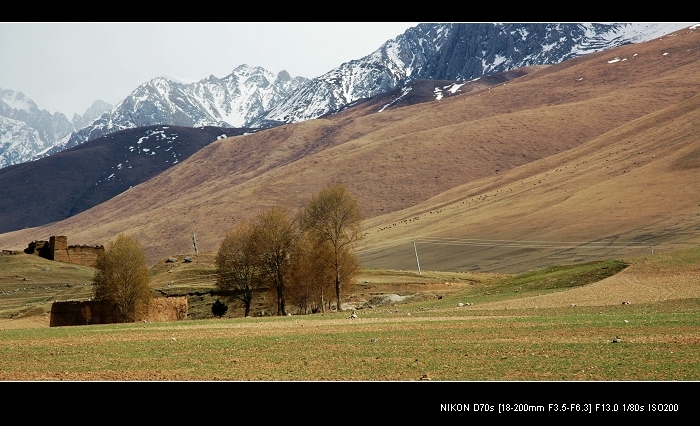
0,22 -> 419,118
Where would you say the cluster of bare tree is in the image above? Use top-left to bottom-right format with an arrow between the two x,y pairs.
215,182 -> 364,317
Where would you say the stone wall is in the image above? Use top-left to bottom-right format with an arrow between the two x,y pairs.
64,245 -> 104,267
49,235 -> 69,262
50,296 -> 188,327
24,240 -> 51,258
24,236 -> 104,267
146,297 -> 189,322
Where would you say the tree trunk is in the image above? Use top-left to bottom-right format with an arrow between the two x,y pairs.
277,285 -> 286,316
242,286 -> 253,318
320,288 -> 325,313
335,272 -> 342,312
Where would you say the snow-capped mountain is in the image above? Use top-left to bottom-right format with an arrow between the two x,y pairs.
52,65 -> 308,155
256,23 -> 694,125
71,99 -> 114,130
0,88 -> 112,168
0,116 -> 45,168
2,23 -> 694,169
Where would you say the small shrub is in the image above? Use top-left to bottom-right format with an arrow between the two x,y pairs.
211,298 -> 228,318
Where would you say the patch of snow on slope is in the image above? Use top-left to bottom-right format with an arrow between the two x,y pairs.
492,54 -> 507,67
1,92 -> 32,112
378,86 -> 412,112
615,23 -> 696,42
574,23 -> 694,56
541,41 -> 557,53
445,83 -> 465,94
384,40 -> 405,72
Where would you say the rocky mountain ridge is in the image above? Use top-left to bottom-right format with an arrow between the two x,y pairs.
0,89 -> 111,168
255,23 -> 694,124
49,66 -> 308,157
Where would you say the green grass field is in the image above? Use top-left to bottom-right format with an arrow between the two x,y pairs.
1,298 -> 699,380
1,250 -> 699,381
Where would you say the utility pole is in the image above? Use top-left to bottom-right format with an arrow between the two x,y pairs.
413,236 -> 421,276
192,231 -> 199,255
650,243 -> 654,256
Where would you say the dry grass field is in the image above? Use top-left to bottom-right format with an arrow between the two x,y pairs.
1,246 -> 699,382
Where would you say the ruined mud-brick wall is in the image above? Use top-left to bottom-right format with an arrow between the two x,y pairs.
146,297 -> 188,322
64,245 -> 104,267
49,235 -> 69,262
24,240 -> 51,258
1,250 -> 22,255
50,236 -> 104,267
49,300 -> 118,327
50,296 -> 188,327
23,236 -> 104,267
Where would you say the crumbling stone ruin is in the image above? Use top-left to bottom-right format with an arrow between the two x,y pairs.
24,235 -> 104,267
50,296 -> 188,327
0,250 -> 22,256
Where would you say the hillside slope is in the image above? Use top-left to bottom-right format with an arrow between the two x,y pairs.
1,26 -> 699,271
0,125 -> 248,233
359,90 -> 700,272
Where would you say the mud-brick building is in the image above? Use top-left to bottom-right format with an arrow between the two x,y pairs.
24,235 -> 104,267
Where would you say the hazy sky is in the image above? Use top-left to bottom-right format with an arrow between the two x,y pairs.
0,22 -> 419,118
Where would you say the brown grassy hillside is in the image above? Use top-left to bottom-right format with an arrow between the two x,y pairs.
359,90 -> 700,272
1,26 -> 699,272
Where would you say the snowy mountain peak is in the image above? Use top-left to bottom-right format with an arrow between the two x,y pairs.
1,89 -> 37,113
47,65 -> 309,155
256,23 -> 695,125
160,74 -> 196,85
276,70 -> 292,83
1,87 -> 78,167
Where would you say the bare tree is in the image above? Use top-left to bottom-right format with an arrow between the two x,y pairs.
300,182 -> 364,311
93,234 -> 152,323
287,234 -> 335,314
215,220 -> 261,317
253,207 -> 298,316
